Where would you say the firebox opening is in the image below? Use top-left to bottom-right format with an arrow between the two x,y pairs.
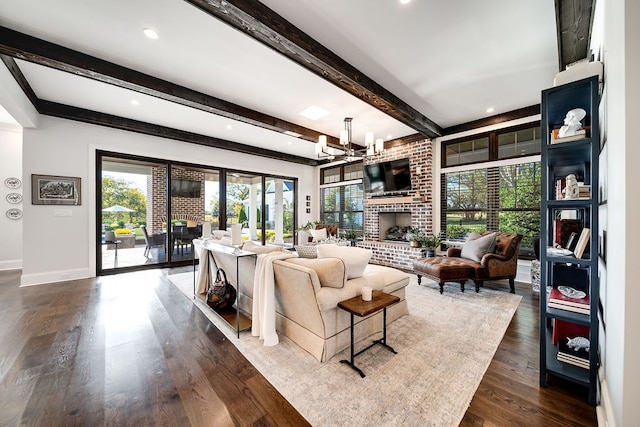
379,212 -> 412,242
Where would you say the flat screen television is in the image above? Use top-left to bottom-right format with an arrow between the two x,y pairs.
171,179 -> 202,198
363,158 -> 412,194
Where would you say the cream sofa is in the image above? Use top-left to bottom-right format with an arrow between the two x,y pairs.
194,239 -> 410,362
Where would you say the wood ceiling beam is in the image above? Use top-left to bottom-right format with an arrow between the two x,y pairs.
0,25 -> 341,147
38,100 -> 319,166
184,0 -> 442,138
555,0 -> 595,71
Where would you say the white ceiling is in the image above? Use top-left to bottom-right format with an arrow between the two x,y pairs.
0,0 -> 558,160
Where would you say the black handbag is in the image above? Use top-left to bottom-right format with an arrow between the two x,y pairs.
206,268 -> 237,312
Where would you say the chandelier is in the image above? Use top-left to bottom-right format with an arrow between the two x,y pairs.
315,118 -> 385,161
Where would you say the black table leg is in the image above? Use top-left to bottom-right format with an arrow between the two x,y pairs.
340,307 -> 397,377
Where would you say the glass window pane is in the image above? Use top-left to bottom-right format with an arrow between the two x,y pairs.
445,143 -> 460,166
344,163 -> 363,181
263,178 -> 294,245
445,138 -> 489,166
498,126 -> 541,158
226,172 -> 261,243
322,167 -> 341,184
101,157 -> 168,269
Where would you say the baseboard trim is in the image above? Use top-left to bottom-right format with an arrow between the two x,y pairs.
0,260 -> 22,271
20,268 -> 91,287
597,368 -> 615,427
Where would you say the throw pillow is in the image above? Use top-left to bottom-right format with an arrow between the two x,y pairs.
461,232 -> 496,262
294,245 -> 317,258
286,258 -> 347,288
242,240 -> 284,255
309,228 -> 328,242
316,244 -> 372,279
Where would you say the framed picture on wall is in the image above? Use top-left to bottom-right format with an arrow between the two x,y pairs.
31,174 -> 81,205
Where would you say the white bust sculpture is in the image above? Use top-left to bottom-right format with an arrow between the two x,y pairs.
558,108 -> 587,138
564,173 -> 579,199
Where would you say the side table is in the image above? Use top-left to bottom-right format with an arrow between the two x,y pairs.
337,291 -> 400,377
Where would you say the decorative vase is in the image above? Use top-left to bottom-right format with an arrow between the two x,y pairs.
424,248 -> 435,258
410,240 -> 420,248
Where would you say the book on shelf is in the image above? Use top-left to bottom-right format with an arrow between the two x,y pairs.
549,288 -> 590,309
557,338 -> 590,369
578,183 -> 591,199
550,128 -> 588,144
553,219 -> 584,247
565,232 -> 578,251
548,301 -> 590,314
573,228 -> 591,258
557,354 -> 590,369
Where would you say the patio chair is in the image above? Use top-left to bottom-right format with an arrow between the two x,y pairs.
174,225 -> 198,255
141,225 -> 165,257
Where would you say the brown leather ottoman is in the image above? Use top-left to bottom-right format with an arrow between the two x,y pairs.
412,257 -> 474,294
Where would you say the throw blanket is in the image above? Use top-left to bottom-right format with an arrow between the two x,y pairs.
252,251 -> 295,346
194,241 -> 211,295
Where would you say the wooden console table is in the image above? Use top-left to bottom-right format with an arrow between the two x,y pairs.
193,240 -> 256,338
338,291 -> 400,377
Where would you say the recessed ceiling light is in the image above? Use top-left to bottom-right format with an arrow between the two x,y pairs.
143,28 -> 159,40
400,0 -> 412,4
130,99 -> 140,106
300,106 -> 330,121
486,107 -> 495,113
283,130 -> 302,138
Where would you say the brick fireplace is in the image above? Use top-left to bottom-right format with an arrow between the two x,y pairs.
358,139 -> 435,271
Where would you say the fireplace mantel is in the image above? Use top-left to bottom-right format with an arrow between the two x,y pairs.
366,195 -> 425,205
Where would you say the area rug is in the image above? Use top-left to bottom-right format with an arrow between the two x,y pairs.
168,272 -> 521,426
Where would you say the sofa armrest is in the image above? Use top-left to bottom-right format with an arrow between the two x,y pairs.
272,260 -> 325,336
480,252 -> 509,266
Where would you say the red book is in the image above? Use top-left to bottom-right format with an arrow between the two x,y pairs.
549,288 -> 590,309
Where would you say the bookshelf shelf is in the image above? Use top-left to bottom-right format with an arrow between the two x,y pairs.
539,75 -> 600,406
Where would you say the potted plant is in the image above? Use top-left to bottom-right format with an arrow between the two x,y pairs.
405,227 -> 425,248
341,228 -> 358,246
421,232 -> 444,257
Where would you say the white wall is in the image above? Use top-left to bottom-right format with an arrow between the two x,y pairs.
21,115 -> 317,285
600,0 -> 640,425
0,126 -> 23,270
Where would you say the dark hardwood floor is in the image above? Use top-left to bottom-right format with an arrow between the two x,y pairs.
462,280 -> 597,426
0,268 -> 596,426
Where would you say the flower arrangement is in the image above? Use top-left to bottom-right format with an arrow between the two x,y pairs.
405,227 -> 426,247
114,228 -> 133,235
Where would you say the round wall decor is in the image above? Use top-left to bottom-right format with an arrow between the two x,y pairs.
6,193 -> 22,204
6,208 -> 22,220
4,177 -> 22,189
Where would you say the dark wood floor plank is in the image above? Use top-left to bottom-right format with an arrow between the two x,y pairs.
0,268 -> 595,426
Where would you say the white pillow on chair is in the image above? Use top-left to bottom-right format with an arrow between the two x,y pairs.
461,232 -> 496,262
309,228 -> 328,242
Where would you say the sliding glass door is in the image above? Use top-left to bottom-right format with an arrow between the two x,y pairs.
99,155 -> 168,271
170,166 -> 220,262
97,151 -> 296,274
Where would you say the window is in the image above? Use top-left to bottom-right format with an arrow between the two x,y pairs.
320,184 -> 363,234
441,123 -> 541,258
442,162 -> 540,258
445,137 -> 489,166
320,162 -> 364,236
498,127 -> 541,159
